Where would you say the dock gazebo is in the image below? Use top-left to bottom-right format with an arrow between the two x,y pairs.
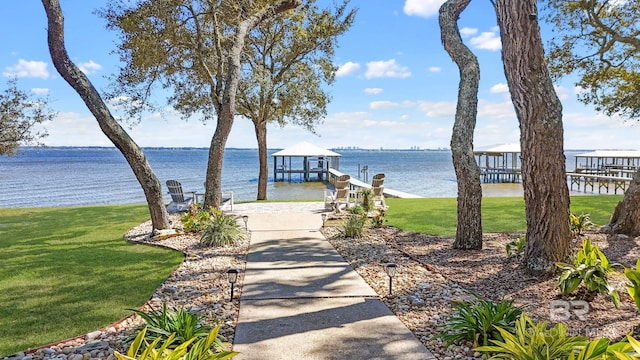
272,141 -> 341,182
474,143 -> 521,183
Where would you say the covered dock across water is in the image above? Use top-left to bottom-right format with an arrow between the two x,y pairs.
272,142 -> 341,182
567,150 -> 640,194
474,143 -> 521,183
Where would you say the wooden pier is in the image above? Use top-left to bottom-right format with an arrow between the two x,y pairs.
566,172 -> 631,194
567,150 -> 640,194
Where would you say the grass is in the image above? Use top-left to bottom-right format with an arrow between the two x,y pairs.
386,195 -> 623,237
0,205 -> 184,356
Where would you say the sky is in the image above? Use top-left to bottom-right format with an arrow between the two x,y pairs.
1,0 -> 638,150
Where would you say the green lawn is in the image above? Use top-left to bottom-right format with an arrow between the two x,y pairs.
385,195 -> 622,237
0,205 -> 184,356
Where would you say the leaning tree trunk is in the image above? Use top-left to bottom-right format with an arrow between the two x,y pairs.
42,0 -> 170,232
607,170 -> 640,236
494,0 -> 571,275
255,121 -> 268,201
440,0 -> 483,249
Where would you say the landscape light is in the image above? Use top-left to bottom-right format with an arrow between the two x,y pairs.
242,215 -> 249,232
384,263 -> 397,295
321,213 -> 327,228
227,269 -> 239,301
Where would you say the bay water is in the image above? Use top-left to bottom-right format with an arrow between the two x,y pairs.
0,147 -> 584,208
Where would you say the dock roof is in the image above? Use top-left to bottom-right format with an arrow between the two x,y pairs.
576,150 -> 640,158
474,143 -> 521,154
271,141 -> 341,157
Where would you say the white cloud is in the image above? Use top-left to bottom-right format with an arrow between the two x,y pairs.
428,66 -> 441,73
3,59 -> 49,79
416,101 -> 456,117
469,32 -> 502,51
336,61 -> 361,77
477,100 -> 515,119
574,86 -> 585,94
460,27 -> 478,37
490,83 -> 509,94
554,85 -> 569,101
364,88 -> 383,95
31,87 -> 50,95
79,60 -> 102,74
403,0 -> 447,18
365,59 -> 411,79
369,100 -> 416,110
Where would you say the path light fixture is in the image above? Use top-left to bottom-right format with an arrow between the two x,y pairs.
227,269 -> 239,301
384,263 -> 397,295
242,215 -> 249,232
321,213 -> 327,228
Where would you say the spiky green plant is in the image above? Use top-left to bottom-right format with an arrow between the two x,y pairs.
200,210 -> 246,247
341,215 -> 367,238
438,293 -> 524,347
129,303 -> 211,348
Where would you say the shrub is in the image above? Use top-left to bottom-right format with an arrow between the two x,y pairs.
625,259 -> 640,311
181,206 -> 213,233
341,215 -> 367,238
556,237 -> 620,307
505,236 -> 526,258
348,205 -> 366,216
371,209 -> 386,228
115,326 -> 238,360
200,210 -> 246,247
570,212 -> 595,236
130,303 -> 211,348
475,314 -> 587,359
358,188 -> 374,213
438,293 -> 524,347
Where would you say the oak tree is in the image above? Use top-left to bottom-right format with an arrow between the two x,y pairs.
493,0 -> 572,274
545,0 -> 640,236
237,0 -> 355,200
0,78 -> 51,156
439,0 -> 483,249
102,0 -> 301,208
42,0 -> 171,232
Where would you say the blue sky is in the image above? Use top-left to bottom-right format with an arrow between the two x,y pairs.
1,0 -> 638,150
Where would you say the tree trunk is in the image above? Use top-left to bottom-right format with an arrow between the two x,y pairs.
439,0 -> 483,249
42,0 -> 170,232
203,0 -> 300,209
495,0 -> 571,275
255,122 -> 268,200
607,170 -> 640,236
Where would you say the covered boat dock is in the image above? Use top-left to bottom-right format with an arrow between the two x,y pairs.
272,142 -> 341,182
474,143 -> 521,183
567,150 -> 640,194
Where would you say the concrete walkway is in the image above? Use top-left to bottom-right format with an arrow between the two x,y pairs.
230,203 -> 435,360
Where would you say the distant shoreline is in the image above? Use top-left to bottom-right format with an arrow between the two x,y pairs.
15,146 -> 599,152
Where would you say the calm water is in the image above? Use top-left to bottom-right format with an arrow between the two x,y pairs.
0,147 -> 584,208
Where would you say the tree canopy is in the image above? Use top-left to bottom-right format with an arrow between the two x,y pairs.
101,0 -> 301,207
237,0 -> 355,199
545,0 -> 640,120
0,78 -> 51,156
